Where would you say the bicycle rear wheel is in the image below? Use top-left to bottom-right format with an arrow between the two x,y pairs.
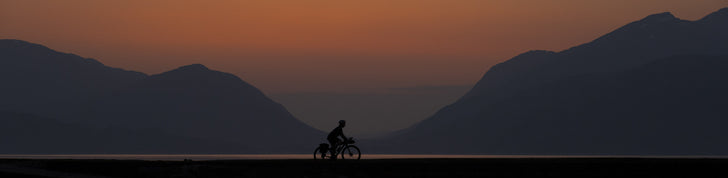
313,147 -> 329,160
340,146 -> 361,160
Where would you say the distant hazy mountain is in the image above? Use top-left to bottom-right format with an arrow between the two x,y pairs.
0,39 -> 323,153
379,8 -> 728,154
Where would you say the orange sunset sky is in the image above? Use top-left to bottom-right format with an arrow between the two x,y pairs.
3,0 -> 727,93
2,0 -> 728,135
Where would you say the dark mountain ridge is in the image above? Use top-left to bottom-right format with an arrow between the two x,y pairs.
0,39 -> 147,118
464,8 -> 728,100
0,39 -> 323,153
376,8 -> 728,154
87,64 -> 323,152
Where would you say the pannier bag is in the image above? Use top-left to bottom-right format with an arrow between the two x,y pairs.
319,143 -> 329,153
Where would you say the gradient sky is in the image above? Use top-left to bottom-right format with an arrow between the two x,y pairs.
2,0 -> 727,136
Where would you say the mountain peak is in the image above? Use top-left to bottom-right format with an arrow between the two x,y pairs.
0,39 -> 51,51
174,64 -> 209,72
150,64 -> 215,80
0,39 -> 29,44
150,63 -> 245,87
699,7 -> 728,22
639,12 -> 678,23
0,39 -> 31,45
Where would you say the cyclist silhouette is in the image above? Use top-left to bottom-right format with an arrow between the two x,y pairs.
327,120 -> 348,156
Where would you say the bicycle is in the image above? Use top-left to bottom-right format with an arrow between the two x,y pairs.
313,137 -> 361,160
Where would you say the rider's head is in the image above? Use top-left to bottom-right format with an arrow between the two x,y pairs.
338,120 -> 346,127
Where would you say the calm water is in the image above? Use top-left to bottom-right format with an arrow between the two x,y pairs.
0,154 -> 723,161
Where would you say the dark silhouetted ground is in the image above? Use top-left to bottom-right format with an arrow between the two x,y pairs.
0,158 -> 725,178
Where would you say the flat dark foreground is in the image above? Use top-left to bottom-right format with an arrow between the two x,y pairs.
0,158 -> 725,178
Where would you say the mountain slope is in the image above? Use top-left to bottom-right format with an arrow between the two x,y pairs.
0,111 -> 251,154
0,39 -> 147,118
465,8 -> 728,100
86,64 -> 324,153
0,39 -> 324,153
380,8 -> 728,154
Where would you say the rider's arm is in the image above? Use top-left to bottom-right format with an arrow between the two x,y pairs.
340,133 -> 347,141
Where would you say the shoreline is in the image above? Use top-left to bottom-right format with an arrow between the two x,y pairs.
1,154 -> 727,161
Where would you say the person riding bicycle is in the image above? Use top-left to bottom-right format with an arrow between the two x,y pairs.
327,120 -> 348,157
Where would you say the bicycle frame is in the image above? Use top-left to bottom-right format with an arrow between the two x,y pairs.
331,142 -> 351,157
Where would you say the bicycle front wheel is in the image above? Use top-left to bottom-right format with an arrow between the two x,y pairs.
340,146 -> 361,160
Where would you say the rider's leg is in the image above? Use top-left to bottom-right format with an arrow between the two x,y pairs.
327,138 -> 338,156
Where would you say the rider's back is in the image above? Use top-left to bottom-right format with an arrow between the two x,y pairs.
328,126 -> 343,140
